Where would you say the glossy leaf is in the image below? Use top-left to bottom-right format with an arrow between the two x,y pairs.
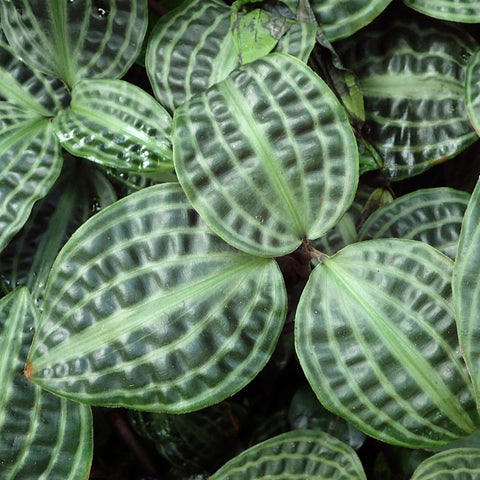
0,288 -> 92,480
0,161 -> 117,305
0,33 -> 70,115
27,183 -> 287,412
0,108 -> 62,254
404,0 -> 480,23
411,448 -> 480,480
53,79 -> 173,173
0,0 -> 147,87
337,18 -> 479,181
309,0 -> 393,41
465,50 -> 480,136
211,429 -> 367,480
174,53 -> 358,257
453,177 -> 480,405
358,188 -> 470,259
296,239 -> 479,448
146,0 -> 239,112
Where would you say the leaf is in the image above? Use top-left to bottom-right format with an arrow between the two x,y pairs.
0,161 -> 117,305
174,53 -> 358,257
310,0 -> 393,41
404,0 -> 480,23
453,177 -> 480,406
0,33 -> 70,115
146,0 -> 240,112
336,17 -> 479,181
358,188 -> 470,259
465,50 -> 480,136
0,0 -> 147,87
273,18 -> 316,63
411,448 -> 480,479
231,1 -> 291,64
0,108 -> 62,254
0,288 -> 92,480
296,239 -> 479,448
27,183 -> 287,413
53,79 -> 173,173
210,429 -> 367,480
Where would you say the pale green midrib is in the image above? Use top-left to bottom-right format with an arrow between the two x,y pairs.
0,116 -> 46,152
50,3 -> 74,86
361,74 -> 463,99
379,132 -> 475,154
326,261 -> 475,432
32,257 -> 260,370
220,78 -> 305,236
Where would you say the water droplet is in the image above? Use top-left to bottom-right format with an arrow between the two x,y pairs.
460,48 -> 472,63
97,6 -> 109,18
67,0 -> 75,4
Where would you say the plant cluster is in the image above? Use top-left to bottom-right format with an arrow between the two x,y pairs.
1,0 -> 480,478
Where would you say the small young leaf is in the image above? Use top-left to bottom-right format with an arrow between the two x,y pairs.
453,176 -> 480,406
0,288 -> 93,479
296,239 -> 480,448
210,430 -> 367,480
1,0 -> 148,86
174,53 -> 358,257
53,79 -> 173,173
28,183 -> 287,412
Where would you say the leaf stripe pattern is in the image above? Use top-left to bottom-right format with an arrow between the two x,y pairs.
336,19 -> 478,180
404,0 -> 480,23
0,288 -> 92,480
358,188 -> 470,259
296,239 -> 479,448
174,53 -> 358,257
411,448 -> 480,479
28,183 -> 286,412
147,0 -> 239,112
53,79 -> 173,173
0,114 -> 62,254
211,430 -> 366,480
453,177 -> 480,405
1,0 -> 147,86
465,50 -> 480,136
310,0 -> 393,41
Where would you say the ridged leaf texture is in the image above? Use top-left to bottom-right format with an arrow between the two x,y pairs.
146,0 -> 316,113
174,53 -> 358,257
27,183 -> 287,412
53,79 -> 173,173
0,0 -> 147,87
403,0 -> 480,23
310,0 -> 393,41
337,18 -> 478,181
0,109 -> 62,254
465,50 -> 480,136
358,188 -> 470,259
411,448 -> 480,480
211,429 -> 367,480
0,288 -> 92,480
296,239 -> 479,448
453,177 -> 480,405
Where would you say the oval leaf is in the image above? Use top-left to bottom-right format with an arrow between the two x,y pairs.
337,17 -> 479,181
404,0 -> 480,23
53,79 -> 173,173
453,177 -> 480,405
358,188 -> 470,259
27,183 -> 287,413
0,109 -> 62,254
296,239 -> 479,448
211,429 -> 366,480
146,0 -> 239,112
174,53 -> 358,257
411,448 -> 480,480
1,0 -> 147,86
465,50 -> 480,136
0,288 -> 92,479
310,0 -> 393,41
